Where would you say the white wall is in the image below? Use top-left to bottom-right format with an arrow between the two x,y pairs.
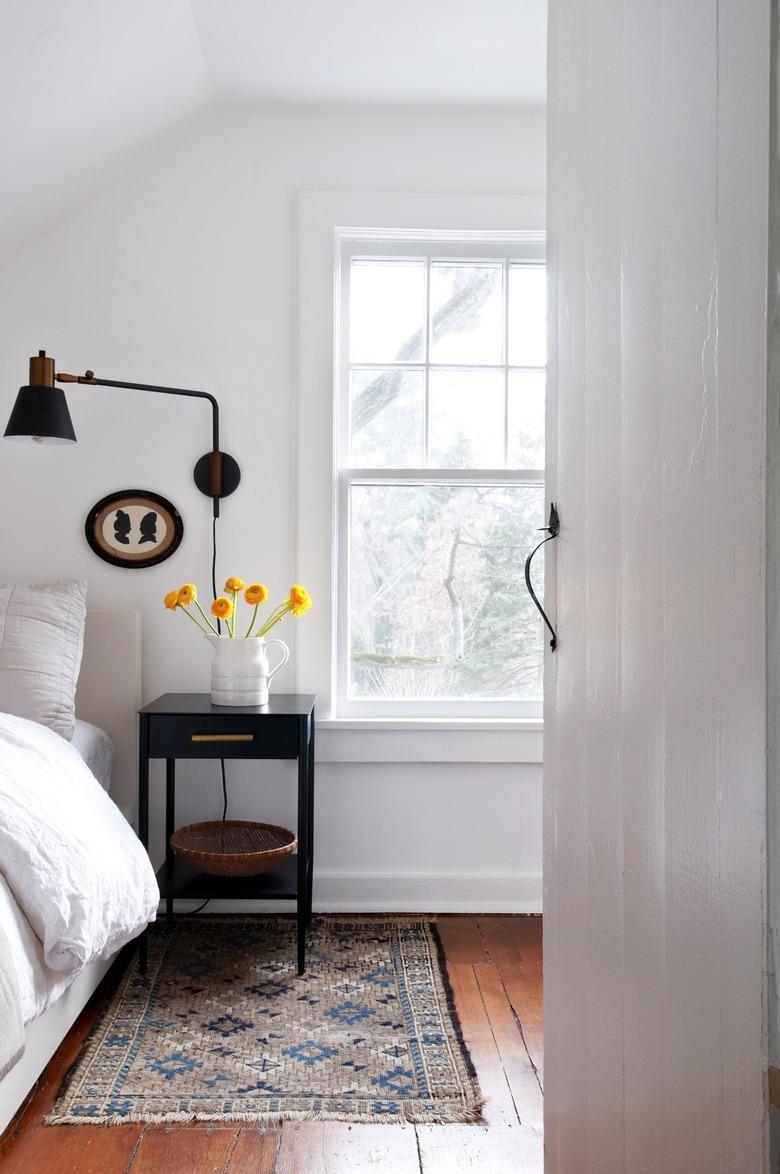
0,109 -> 546,911
545,0 -> 769,1170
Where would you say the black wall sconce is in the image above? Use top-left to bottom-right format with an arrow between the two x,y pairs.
4,350 -> 240,517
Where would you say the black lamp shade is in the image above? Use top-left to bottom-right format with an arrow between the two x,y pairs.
4,385 -> 76,444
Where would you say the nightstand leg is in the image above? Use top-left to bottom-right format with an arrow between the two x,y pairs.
297,721 -> 308,975
165,760 -> 175,922
306,714 -> 315,926
138,717 -> 150,974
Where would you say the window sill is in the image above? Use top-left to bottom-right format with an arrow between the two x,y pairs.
316,717 -> 542,731
315,717 -> 543,765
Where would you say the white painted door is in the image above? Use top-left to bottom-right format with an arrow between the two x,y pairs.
544,1 -> 770,1170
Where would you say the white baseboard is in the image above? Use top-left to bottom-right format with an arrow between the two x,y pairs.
168,872 -> 542,916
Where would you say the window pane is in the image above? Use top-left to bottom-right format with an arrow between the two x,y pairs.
428,370 -> 505,468
430,262 -> 503,364
508,265 -> 546,367
508,370 -> 545,469
350,369 -> 425,468
349,483 -> 545,700
350,260 -> 426,362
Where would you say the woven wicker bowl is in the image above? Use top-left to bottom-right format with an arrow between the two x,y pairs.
169,820 -> 297,877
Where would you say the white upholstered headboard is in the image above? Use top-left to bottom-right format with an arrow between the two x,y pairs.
76,610 -> 141,825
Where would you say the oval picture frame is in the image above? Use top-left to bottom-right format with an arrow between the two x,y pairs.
85,490 -> 183,569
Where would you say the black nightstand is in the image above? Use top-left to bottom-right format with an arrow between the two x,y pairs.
137,693 -> 315,974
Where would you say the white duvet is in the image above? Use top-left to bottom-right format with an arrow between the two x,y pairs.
0,711 -> 158,1018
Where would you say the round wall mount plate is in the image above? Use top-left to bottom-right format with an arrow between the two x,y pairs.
85,490 -> 183,569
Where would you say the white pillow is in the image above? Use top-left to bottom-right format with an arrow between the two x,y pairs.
0,579 -> 87,740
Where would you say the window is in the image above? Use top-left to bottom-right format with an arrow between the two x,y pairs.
335,237 -> 546,718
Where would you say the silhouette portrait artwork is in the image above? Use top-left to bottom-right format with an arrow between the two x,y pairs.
86,491 -> 183,569
113,509 -> 131,545
138,511 -> 158,545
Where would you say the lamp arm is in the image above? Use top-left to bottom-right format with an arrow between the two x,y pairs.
6,351 -> 240,517
56,372 -> 219,453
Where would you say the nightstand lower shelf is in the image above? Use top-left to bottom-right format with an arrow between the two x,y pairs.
156,855 -> 299,901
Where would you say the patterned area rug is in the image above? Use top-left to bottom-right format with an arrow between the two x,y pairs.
48,916 -> 483,1126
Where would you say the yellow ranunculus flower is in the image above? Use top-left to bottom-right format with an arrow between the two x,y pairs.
224,577 -> 245,593
245,583 -> 268,606
288,584 -> 312,616
163,589 -> 179,611
178,583 -> 197,606
211,597 -> 234,620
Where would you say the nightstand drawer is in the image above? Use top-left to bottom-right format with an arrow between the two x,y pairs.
148,714 -> 301,759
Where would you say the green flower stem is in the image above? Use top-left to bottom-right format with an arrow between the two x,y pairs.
194,600 -> 219,635
255,608 -> 285,638
255,605 -> 284,636
230,590 -> 238,638
178,604 -> 210,636
245,604 -> 259,638
258,616 -> 283,638
257,604 -> 291,638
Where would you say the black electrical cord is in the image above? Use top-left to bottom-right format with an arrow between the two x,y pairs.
185,899 -> 210,915
210,510 -> 228,820
211,514 -> 220,634
185,511 -> 228,917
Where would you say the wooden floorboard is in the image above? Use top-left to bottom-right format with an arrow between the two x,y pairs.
0,1123 -> 144,1172
474,962 -> 543,1131
434,915 -> 491,964
226,1128 -> 280,1172
276,1122 -> 421,1174
416,1123 -> 544,1173
478,915 -> 544,1084
129,1125 -> 239,1172
0,915 -> 543,1174
445,962 -> 517,1127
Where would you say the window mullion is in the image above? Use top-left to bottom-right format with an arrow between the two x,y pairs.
351,362 -> 427,370
424,256 -> 431,466
342,467 -> 544,486
503,257 -> 510,467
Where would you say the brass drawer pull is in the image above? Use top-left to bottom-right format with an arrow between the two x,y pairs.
191,733 -> 254,743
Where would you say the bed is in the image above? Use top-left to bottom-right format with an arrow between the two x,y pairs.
0,608 -> 155,1136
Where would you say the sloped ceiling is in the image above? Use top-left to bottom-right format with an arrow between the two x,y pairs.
0,1 -> 545,261
0,0 -> 211,261
191,0 -> 547,109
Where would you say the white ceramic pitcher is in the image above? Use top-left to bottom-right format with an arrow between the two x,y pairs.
206,634 -> 289,706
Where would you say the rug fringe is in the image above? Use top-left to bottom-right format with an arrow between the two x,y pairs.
45,1097 -> 485,1127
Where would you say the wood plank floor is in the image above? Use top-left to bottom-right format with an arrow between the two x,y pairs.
0,915 -> 543,1174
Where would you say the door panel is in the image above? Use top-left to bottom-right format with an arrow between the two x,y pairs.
544,1 -> 769,1170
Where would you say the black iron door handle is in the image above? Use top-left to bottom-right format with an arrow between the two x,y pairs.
524,502 -> 559,651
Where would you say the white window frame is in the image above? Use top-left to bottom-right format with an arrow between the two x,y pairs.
296,191 -> 546,761
335,236 -> 546,719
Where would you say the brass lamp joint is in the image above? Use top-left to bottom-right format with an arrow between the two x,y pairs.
28,350 -> 55,388
56,370 -> 96,384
